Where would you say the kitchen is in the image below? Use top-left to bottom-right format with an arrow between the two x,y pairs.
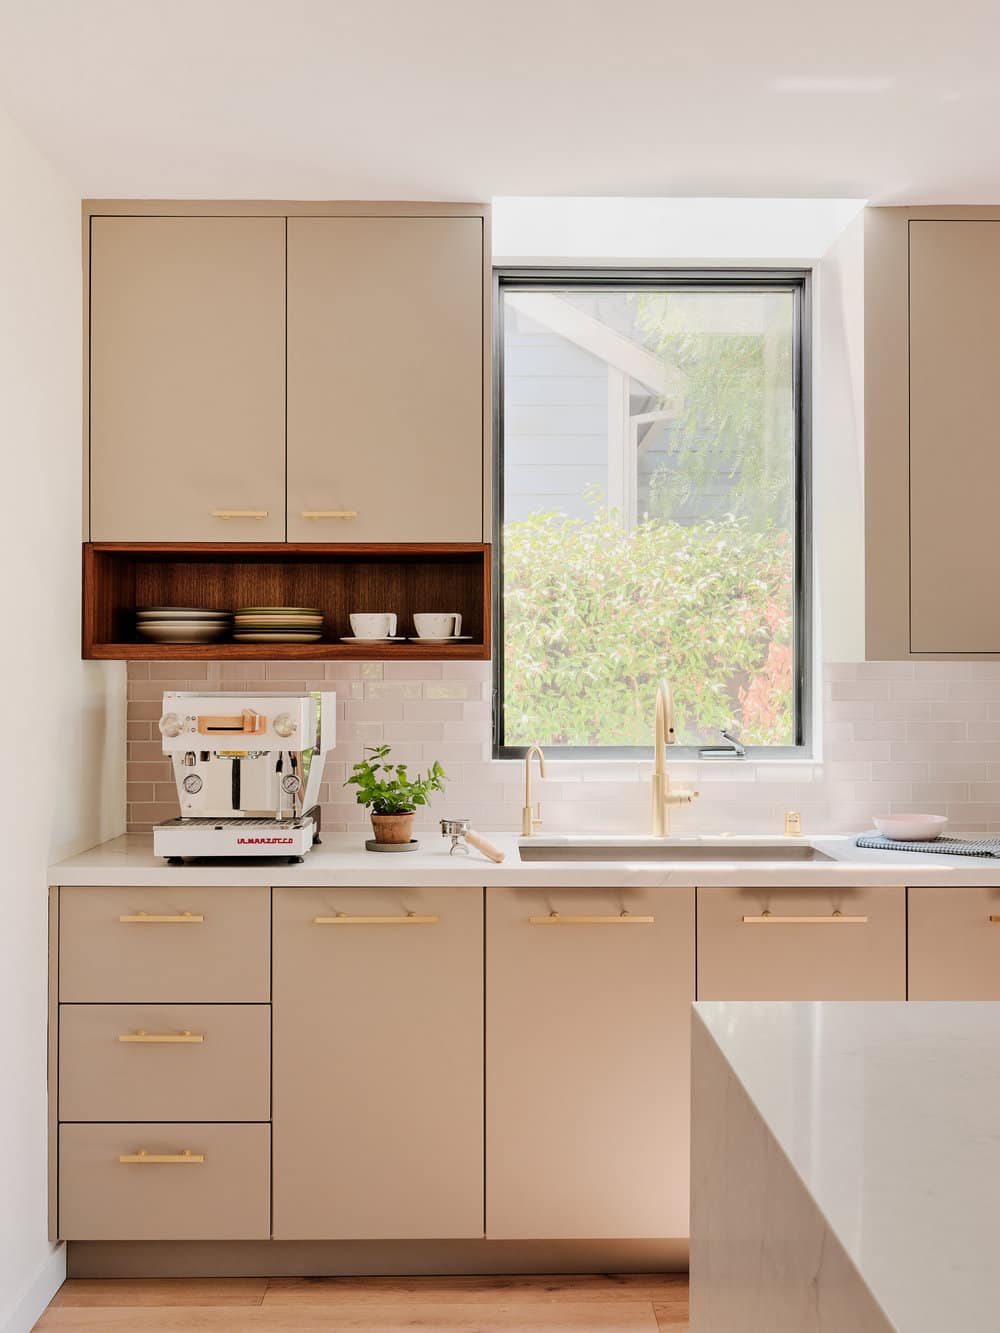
5,4 -> 1000,1331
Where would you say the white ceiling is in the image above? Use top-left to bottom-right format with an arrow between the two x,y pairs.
1,0 -> 998,203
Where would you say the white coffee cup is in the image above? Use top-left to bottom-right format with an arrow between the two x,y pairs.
413,612 -> 462,639
350,612 -> 397,639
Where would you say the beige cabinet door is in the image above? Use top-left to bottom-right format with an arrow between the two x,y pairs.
909,221 -> 1000,652
909,887 -> 1000,998
697,886 -> 905,999
286,216 -> 484,542
89,216 -> 286,541
486,887 -> 695,1240
272,887 -> 483,1239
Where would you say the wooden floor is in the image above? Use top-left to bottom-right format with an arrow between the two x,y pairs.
35,1275 -> 689,1331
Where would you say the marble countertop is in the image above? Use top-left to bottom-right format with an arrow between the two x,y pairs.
49,831 -> 1000,886
694,1000 -> 1000,1332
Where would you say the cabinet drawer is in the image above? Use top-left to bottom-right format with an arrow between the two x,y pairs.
697,886 -> 905,999
59,1123 -> 270,1240
59,1004 -> 270,1122
909,887 -> 1000,999
58,887 -> 270,1002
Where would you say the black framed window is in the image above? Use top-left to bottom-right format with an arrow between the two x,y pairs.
494,269 -> 811,759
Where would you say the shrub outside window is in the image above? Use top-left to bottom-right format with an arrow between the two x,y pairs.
495,270 -> 810,758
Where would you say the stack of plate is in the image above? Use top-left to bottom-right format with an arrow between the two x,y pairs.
233,607 -> 324,643
136,607 -> 232,644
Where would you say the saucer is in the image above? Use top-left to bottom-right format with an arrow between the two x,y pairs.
406,635 -> 475,643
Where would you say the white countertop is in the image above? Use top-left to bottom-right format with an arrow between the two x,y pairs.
694,1001 -> 1000,1332
49,831 -> 1000,886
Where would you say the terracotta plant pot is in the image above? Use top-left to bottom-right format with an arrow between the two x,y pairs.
370,811 -> 416,844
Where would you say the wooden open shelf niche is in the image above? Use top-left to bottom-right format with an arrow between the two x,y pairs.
83,543 -> 491,660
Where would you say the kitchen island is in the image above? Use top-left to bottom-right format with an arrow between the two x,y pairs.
690,1000 -> 1000,1332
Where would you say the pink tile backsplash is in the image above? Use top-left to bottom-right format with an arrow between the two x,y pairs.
124,660 -> 1000,836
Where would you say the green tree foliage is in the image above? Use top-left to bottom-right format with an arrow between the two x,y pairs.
504,507 -> 793,748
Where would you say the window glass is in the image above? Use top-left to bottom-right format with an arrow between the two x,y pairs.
500,280 -> 801,751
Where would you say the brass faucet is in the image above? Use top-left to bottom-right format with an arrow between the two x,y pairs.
522,743 -> 546,836
651,679 -> 698,835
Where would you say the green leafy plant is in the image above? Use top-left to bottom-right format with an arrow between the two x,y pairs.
344,745 -> 447,815
503,503 -> 793,748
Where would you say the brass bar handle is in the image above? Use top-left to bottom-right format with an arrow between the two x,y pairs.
119,1150 -> 205,1164
529,910 -> 655,925
301,510 -> 359,519
743,910 -> 868,924
118,1030 -> 204,1044
210,509 -> 268,519
119,911 -> 204,924
988,915 -> 1000,923
314,911 -> 439,925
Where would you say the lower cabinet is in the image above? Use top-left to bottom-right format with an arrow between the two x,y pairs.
272,887 -> 484,1239
59,1123 -> 270,1240
908,887 -> 1000,999
485,886 -> 695,1240
697,886 -> 906,999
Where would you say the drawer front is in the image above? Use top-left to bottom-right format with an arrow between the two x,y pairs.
59,1122 -> 270,1240
909,887 -> 1000,999
58,887 -> 270,1002
59,1004 -> 270,1122
697,886 -> 905,999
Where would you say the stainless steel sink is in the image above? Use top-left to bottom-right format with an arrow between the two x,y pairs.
518,839 -> 834,862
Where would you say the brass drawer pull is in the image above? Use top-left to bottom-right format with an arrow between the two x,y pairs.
210,509 -> 268,519
118,1030 -> 204,1044
743,910 -> 868,924
314,911 -> 439,925
119,911 -> 204,924
988,916 -> 1000,923
119,1150 -> 205,1164
529,910 -> 654,925
301,510 -> 358,519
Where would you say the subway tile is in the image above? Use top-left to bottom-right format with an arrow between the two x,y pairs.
825,700 -> 875,723
823,664 -> 859,681
439,662 -> 492,680
345,700 -> 404,722
969,783 -> 1000,804
910,782 -> 971,802
128,761 -> 172,784
424,681 -> 477,700
947,681 -> 1000,701
431,742 -> 491,762
852,721 -> 908,742
366,681 -> 423,700
129,740 -> 166,764
126,783 -> 154,805
126,721 -> 152,742
856,662 -> 915,680
825,761 -> 872,781
969,663 -> 1000,679
126,661 -> 150,679
388,721 -> 445,742
149,662 -> 209,680
265,661 -> 325,678
871,762 -> 929,782
826,741 -> 893,762
337,721 -> 384,744
931,762 -> 990,782
127,700 -> 165,722
461,762 -> 525,785
905,722 -> 968,743
888,680 -> 949,701
402,700 -> 464,722
892,742 -> 1000,763
829,681 -> 890,702
912,661 -> 972,680
924,701 -> 990,722
219,661 -> 267,679
383,662 -> 444,679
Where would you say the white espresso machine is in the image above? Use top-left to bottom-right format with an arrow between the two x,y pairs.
153,691 -> 336,863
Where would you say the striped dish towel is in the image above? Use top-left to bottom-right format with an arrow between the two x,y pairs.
856,833 -> 1000,858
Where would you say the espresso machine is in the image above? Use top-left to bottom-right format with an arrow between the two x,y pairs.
152,691 -> 336,863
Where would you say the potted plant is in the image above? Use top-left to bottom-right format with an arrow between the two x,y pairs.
344,744 -> 447,845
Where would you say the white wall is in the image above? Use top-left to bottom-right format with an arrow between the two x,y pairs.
0,106 -> 126,1332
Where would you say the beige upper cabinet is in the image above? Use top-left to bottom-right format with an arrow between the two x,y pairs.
865,208 -> 1000,657
697,886 -> 906,999
89,216 -> 286,542
286,216 -> 485,542
272,887 -> 484,1240
486,886 -> 695,1240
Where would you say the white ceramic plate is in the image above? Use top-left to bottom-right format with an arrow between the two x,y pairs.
136,608 -> 230,620
405,635 -> 475,643
233,632 -> 324,643
235,618 -> 323,629
137,623 -> 229,642
235,607 -> 321,615
873,814 -> 948,841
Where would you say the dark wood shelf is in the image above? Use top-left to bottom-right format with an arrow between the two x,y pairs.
84,542 -> 491,661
